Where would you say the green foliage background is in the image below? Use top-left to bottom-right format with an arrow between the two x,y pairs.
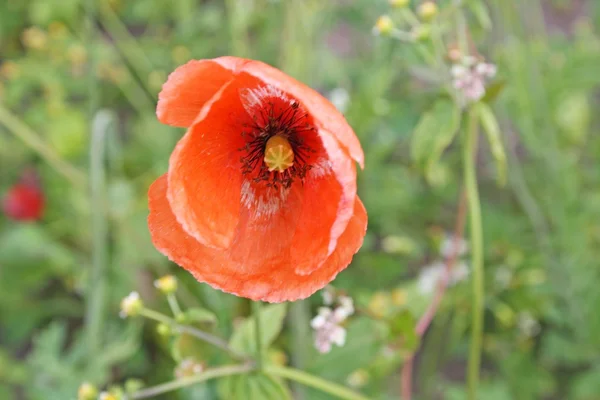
1,0 -> 600,399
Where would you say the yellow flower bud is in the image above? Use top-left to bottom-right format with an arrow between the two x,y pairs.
374,15 -> 394,36
417,1 -> 438,21
368,291 -> 391,318
156,323 -> 171,337
22,27 -> 48,50
389,0 -> 409,8
98,392 -> 118,400
154,275 -> 178,295
391,288 -> 407,306
346,369 -> 370,388
77,382 -> 98,400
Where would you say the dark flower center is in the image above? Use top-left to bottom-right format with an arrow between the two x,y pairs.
239,94 -> 316,190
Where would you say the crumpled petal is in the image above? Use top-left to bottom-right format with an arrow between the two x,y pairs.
148,174 -> 367,302
157,57 -> 250,128
167,81 -> 246,249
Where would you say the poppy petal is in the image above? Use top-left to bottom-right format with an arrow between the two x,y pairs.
234,197 -> 368,302
240,60 -> 364,168
148,175 -> 241,289
289,134 -> 357,275
228,182 -> 304,274
167,82 -> 247,249
149,175 -> 367,303
157,57 -> 250,128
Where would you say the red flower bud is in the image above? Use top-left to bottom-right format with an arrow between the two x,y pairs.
3,180 -> 44,221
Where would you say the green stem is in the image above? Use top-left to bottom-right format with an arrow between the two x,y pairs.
167,294 -> 183,317
252,301 -> 264,370
97,1 -> 156,97
126,364 -> 253,399
0,106 -> 86,188
86,111 -> 114,359
289,301 -> 310,399
266,365 -> 370,400
464,108 -> 484,400
139,308 -> 248,362
456,8 -> 469,56
224,0 -> 249,57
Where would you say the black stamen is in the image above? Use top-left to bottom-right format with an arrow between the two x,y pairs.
239,99 -> 315,189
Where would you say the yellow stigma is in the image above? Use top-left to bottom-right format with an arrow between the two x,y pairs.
264,135 -> 294,172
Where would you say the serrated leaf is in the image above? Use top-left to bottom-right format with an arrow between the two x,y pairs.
476,102 -> 507,186
410,99 -> 461,184
230,304 -> 287,355
184,307 -> 218,325
217,373 -> 292,400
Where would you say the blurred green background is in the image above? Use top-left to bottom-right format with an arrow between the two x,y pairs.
1,0 -> 600,399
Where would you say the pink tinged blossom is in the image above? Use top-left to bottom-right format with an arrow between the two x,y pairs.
450,58 -> 498,104
311,293 -> 355,353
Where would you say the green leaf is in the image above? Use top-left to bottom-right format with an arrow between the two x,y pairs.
184,307 -> 218,325
410,99 -> 461,184
217,373 -> 292,400
482,80 -> 506,104
308,318 -> 385,381
229,304 -> 287,355
467,0 -> 492,30
569,366 -> 600,400
389,310 -> 419,352
476,102 -> 507,186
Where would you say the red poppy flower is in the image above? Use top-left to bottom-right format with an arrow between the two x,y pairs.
3,171 -> 44,221
148,56 -> 367,302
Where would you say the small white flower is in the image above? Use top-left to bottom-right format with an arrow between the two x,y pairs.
517,312 -> 541,337
494,267 -> 513,289
311,295 -> 355,353
321,286 -> 335,306
475,62 -> 497,78
450,57 -> 497,104
119,291 -> 143,318
330,325 -> 347,347
334,296 -> 354,320
175,358 -> 205,378
417,261 -> 445,294
418,260 -> 469,295
98,392 -> 117,400
450,261 -> 470,284
451,65 -> 468,79
439,235 -> 469,259
329,88 -> 350,113
311,307 -> 331,329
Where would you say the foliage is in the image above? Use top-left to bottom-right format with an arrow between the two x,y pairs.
1,0 -> 600,399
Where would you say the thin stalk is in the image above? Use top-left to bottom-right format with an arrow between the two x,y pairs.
97,2 -> 156,97
86,111 -> 113,359
224,0 -> 249,57
167,294 -> 183,317
266,365 -> 370,400
126,364 -> 253,399
0,106 -> 86,188
252,301 -> 264,370
139,308 -> 249,362
289,301 -> 310,399
456,8 -> 469,56
464,108 -> 484,400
